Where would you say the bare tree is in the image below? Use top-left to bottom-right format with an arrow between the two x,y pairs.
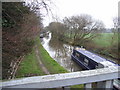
48,22 -> 67,39
63,14 -> 105,46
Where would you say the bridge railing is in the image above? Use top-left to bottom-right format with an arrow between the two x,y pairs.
1,66 -> 120,89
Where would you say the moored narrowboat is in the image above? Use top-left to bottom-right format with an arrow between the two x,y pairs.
71,47 -> 117,70
71,47 -> 119,89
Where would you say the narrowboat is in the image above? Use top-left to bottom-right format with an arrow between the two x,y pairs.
71,47 -> 119,89
71,47 -> 117,70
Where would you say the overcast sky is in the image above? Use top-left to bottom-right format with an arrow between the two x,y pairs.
43,0 -> 119,28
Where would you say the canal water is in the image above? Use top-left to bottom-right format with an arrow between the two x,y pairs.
41,33 -> 82,72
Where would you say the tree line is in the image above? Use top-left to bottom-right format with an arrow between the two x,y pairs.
47,14 -> 105,46
46,15 -> 119,61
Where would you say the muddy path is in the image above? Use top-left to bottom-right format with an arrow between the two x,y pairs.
35,45 -> 50,75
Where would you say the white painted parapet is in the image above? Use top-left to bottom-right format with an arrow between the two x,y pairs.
1,66 -> 120,89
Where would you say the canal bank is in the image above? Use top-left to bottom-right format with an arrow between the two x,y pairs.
36,37 -> 68,74
16,37 -> 68,78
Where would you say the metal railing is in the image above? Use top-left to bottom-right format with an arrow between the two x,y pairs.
1,66 -> 119,89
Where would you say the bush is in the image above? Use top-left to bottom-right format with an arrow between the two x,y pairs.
2,2 -> 41,79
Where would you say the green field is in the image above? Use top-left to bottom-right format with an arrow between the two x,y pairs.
65,32 -> 118,48
92,33 -> 118,47
87,33 -> 119,59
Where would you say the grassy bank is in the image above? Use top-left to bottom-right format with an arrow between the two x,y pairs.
16,37 -> 68,78
36,37 -> 68,74
16,49 -> 45,78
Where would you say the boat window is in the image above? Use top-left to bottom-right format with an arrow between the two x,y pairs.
83,58 -> 89,66
97,63 -> 104,68
95,65 -> 99,69
75,52 -> 80,58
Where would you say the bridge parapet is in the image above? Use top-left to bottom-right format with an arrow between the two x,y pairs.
1,66 -> 120,89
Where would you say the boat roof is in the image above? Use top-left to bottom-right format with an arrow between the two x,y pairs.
100,61 -> 117,67
74,47 -> 117,67
75,48 -> 111,63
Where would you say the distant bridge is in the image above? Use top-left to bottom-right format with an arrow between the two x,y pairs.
1,66 -> 120,89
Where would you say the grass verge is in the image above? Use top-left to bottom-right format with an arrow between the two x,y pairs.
16,37 -> 68,78
16,49 -> 45,78
36,37 -> 68,74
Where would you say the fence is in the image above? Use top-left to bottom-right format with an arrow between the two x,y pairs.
1,66 -> 119,89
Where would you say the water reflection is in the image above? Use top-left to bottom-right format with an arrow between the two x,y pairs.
41,33 -> 82,72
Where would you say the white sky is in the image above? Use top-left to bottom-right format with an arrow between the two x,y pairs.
43,0 -> 119,28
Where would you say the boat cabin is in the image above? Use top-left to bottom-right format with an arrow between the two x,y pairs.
71,47 -> 119,90
71,47 -> 117,70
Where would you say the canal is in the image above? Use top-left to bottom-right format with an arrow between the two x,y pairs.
41,32 -> 118,72
41,33 -> 82,72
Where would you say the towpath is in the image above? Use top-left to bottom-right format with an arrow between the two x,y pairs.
35,45 -> 50,75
